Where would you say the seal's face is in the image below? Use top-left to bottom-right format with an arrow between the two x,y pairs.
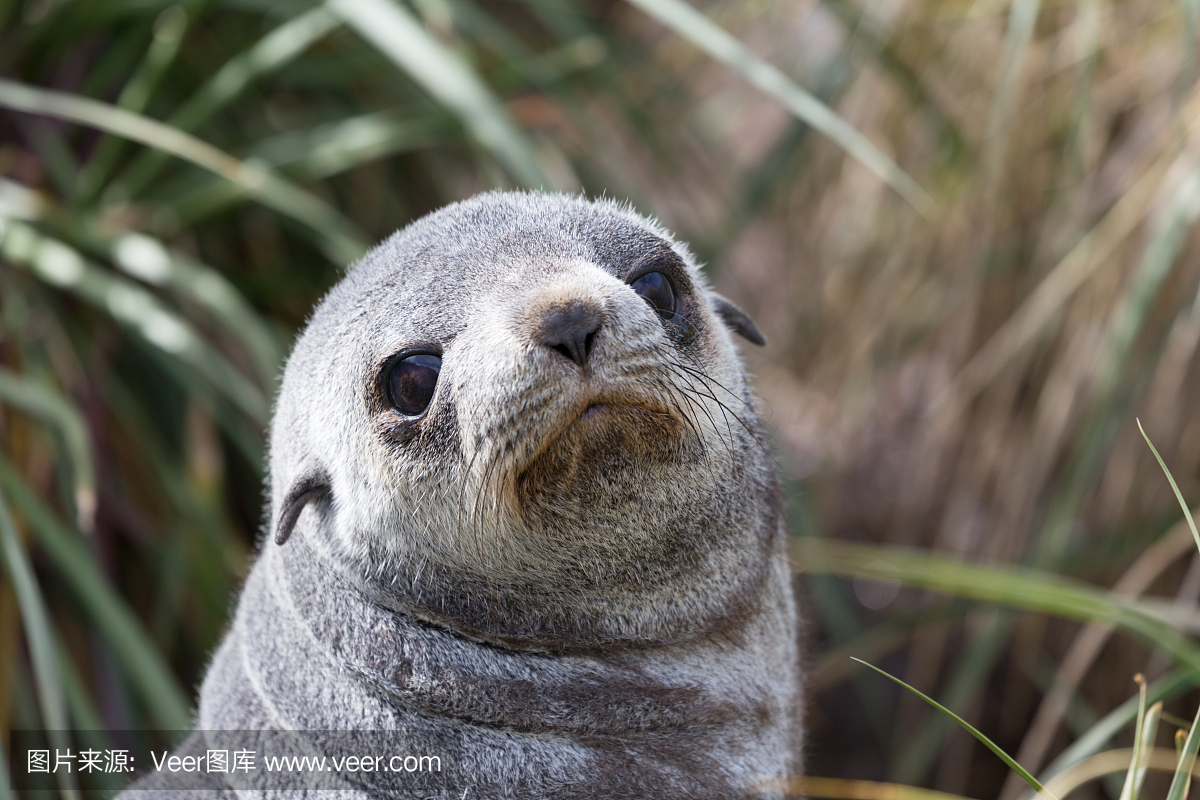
271,192 -> 776,650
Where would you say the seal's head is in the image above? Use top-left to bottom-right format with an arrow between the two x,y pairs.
270,192 -> 777,652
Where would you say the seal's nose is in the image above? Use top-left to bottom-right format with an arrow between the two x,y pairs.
538,301 -> 601,367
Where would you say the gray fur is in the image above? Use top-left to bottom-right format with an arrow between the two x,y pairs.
122,192 -> 803,798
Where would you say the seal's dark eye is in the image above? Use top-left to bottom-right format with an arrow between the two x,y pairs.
386,354 -> 441,416
630,271 -> 677,318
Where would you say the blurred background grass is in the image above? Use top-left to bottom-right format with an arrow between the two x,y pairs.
2,0 -> 1200,797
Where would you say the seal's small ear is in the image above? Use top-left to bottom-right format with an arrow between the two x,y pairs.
710,293 -> 766,346
275,469 -> 331,546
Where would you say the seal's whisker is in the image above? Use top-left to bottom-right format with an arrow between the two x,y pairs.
663,361 -> 740,457
672,346 -> 762,418
671,355 -> 757,415
651,375 -> 712,459
673,375 -> 729,449
619,362 -> 710,450
679,385 -> 740,468
667,358 -> 771,454
470,447 -> 507,625
454,449 -> 478,549
660,384 -> 707,458
411,553 -> 427,594
455,447 -> 497,606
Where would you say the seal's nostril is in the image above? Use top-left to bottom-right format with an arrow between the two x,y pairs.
539,302 -> 601,367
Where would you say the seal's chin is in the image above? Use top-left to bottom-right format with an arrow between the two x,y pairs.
515,401 -> 690,508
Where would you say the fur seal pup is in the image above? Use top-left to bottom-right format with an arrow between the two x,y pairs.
123,191 -> 803,799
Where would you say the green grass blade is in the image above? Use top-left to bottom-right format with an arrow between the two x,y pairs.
1166,701 -> 1200,800
0,178 -> 48,220
1061,0 -> 1101,189
0,78 -> 368,265
852,658 -> 1054,797
1163,712 -> 1194,729
1177,0 -> 1199,106
1119,676 -> 1153,800
946,147 -> 1173,407
1020,152 -> 1200,568
1131,701 -> 1163,800
810,601 -> 970,688
56,630 -> 107,735
109,232 -> 283,386
171,112 -> 447,224
622,0 -> 935,219
113,5 -> 188,114
57,632 -> 125,792
1043,669 -> 1197,783
817,0 -> 969,163
77,4 -> 189,203
0,489 -> 80,800
112,6 -> 341,200
248,111 -> 446,181
327,0 -> 547,188
0,220 -> 270,423
1138,420 -> 1200,554
447,0 -> 599,85
1086,155 -> 1200,413
791,538 -> 1200,675
0,458 -> 192,730
1,183 -> 283,386
0,369 -> 95,533
983,0 -> 1041,186
173,5 -> 337,128
1126,677 -> 1149,798
24,118 -> 78,203
893,611 -> 1015,784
